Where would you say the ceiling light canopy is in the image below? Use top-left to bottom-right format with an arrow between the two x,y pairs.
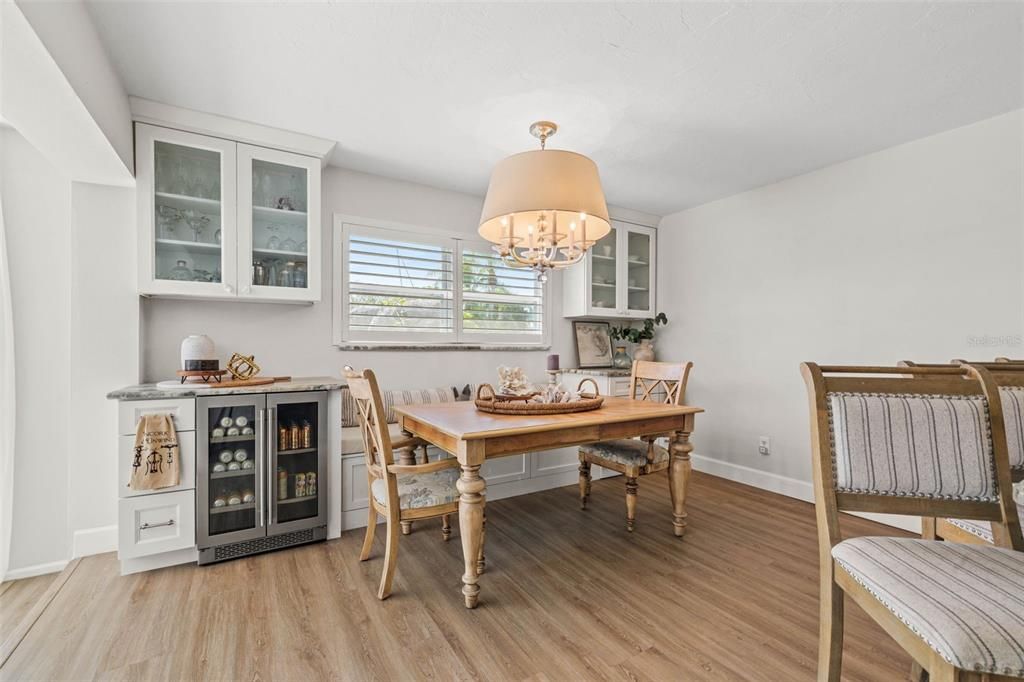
478,121 -> 610,281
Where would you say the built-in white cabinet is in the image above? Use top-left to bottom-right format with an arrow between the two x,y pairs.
136,123 -> 321,303
562,221 -> 656,319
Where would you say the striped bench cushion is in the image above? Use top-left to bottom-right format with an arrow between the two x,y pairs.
827,393 -> 997,501
341,386 -> 456,426
1001,387 -> 1024,470
832,537 -> 1024,676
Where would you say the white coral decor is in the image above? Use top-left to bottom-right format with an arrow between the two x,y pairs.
530,383 -> 583,404
497,366 -> 533,396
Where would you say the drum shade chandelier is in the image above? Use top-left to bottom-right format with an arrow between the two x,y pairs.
478,121 -> 611,282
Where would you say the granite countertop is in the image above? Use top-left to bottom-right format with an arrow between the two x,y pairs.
558,368 -> 632,377
107,376 -> 346,401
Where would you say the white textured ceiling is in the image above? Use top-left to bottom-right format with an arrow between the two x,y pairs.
85,1 -> 1023,216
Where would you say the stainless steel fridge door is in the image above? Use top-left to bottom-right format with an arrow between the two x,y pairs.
266,391 -> 328,535
197,394 -> 267,548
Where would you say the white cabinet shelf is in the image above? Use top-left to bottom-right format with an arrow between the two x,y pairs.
563,221 -> 656,319
137,123 -> 321,303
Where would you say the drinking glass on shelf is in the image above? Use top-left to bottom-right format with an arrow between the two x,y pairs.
182,209 -> 210,242
265,225 -> 281,250
281,237 -> 297,253
280,262 -> 295,287
293,263 -> 307,288
267,259 -> 279,287
156,205 -> 181,239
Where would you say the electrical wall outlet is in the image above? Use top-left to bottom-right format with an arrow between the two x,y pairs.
758,436 -> 771,456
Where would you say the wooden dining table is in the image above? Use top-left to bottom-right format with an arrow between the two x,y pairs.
394,396 -> 704,608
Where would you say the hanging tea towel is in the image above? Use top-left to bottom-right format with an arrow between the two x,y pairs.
129,414 -> 180,491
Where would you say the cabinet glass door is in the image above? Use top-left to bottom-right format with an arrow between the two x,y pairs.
137,124 -> 237,297
268,392 -> 327,533
625,228 -> 654,315
590,225 -> 618,313
197,396 -> 265,546
238,145 -> 321,302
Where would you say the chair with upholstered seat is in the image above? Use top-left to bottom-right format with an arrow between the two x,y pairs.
345,367 -> 479,600
802,362 -> 1024,682
578,360 -> 692,532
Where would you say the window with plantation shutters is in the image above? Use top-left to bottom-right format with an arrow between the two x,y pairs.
335,219 -> 548,347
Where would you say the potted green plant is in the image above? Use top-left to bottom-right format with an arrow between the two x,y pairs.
609,312 -> 668,365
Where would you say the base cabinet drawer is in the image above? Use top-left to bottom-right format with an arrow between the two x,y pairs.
118,432 -> 196,498
119,398 -> 196,435
118,490 -> 196,560
609,377 -> 632,397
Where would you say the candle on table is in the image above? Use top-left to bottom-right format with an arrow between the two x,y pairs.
547,354 -> 559,371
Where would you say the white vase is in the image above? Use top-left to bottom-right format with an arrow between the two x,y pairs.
180,334 -> 215,370
634,340 -> 655,363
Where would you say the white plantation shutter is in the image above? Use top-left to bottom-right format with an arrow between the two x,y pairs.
337,222 -> 547,346
460,246 -> 544,342
344,226 -> 455,342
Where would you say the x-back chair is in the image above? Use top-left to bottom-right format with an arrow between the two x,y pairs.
901,360 -> 1024,547
346,367 -> 481,600
802,363 -> 1024,682
578,360 -> 693,532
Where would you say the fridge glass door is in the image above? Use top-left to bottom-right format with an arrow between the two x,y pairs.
268,392 -> 327,532
197,396 -> 265,546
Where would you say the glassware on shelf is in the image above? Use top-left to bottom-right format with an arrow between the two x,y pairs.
267,259 -> 279,287
214,228 -> 222,244
181,209 -> 210,243
169,260 -> 192,281
265,225 -> 281,250
261,174 -> 274,208
253,259 -> 266,286
298,240 -> 307,253
281,237 -> 297,253
279,262 -> 294,288
293,263 -> 307,288
156,205 -> 181,239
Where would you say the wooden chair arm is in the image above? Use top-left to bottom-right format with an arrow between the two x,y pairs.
386,458 -> 460,475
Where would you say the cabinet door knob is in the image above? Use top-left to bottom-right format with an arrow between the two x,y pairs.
223,283 -> 234,294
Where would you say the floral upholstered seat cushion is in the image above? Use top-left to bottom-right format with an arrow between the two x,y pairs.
832,537 -> 1024,677
579,439 -> 669,468
371,467 -> 460,510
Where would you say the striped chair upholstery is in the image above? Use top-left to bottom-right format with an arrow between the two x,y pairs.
832,537 -> 1024,676
1002,386 -> 1024,470
827,393 -> 998,501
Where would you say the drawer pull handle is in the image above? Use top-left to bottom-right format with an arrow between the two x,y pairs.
140,519 -> 175,531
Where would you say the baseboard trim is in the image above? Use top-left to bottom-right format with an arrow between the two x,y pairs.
4,560 -> 69,581
690,453 -> 921,534
72,525 -> 117,558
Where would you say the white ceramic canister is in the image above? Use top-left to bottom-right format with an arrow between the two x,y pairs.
180,334 -> 216,371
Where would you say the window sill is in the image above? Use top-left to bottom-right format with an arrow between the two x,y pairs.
335,343 -> 551,352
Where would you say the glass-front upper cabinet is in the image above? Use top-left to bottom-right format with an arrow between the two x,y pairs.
137,124 -> 238,298
589,225 -> 618,313
237,145 -> 321,302
562,220 -> 657,318
136,124 -> 321,302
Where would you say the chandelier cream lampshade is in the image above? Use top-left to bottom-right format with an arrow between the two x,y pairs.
479,121 -> 611,281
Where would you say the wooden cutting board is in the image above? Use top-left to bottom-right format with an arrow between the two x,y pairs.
155,376 -> 292,390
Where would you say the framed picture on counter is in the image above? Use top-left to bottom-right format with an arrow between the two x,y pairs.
572,320 -> 614,369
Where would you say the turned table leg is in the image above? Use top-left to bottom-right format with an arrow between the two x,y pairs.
457,463 -> 486,608
669,428 -> 693,537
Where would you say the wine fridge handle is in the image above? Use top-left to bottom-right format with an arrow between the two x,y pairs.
256,408 -> 265,528
268,406 -> 276,526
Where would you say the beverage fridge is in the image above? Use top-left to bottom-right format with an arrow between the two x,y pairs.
196,391 -> 327,564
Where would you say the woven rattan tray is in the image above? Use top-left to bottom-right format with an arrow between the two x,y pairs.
474,379 -> 603,415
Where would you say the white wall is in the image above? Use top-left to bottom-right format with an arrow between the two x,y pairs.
657,110 -> 1024,492
141,167 -> 647,388
1,129 -> 73,572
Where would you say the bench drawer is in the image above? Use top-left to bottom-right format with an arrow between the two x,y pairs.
118,432 -> 195,498
118,398 -> 195,435
118,489 -> 196,560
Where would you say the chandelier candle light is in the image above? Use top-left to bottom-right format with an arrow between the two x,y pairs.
478,121 -> 611,281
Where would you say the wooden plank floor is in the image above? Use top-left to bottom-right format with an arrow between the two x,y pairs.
0,472 -> 913,681
0,573 -> 56,644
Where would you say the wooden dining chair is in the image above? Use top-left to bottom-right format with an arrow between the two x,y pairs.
345,367 -> 466,600
901,360 -> 1024,548
578,360 -> 693,532
802,362 -> 1024,682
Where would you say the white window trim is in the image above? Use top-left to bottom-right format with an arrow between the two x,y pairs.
333,214 -> 551,348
